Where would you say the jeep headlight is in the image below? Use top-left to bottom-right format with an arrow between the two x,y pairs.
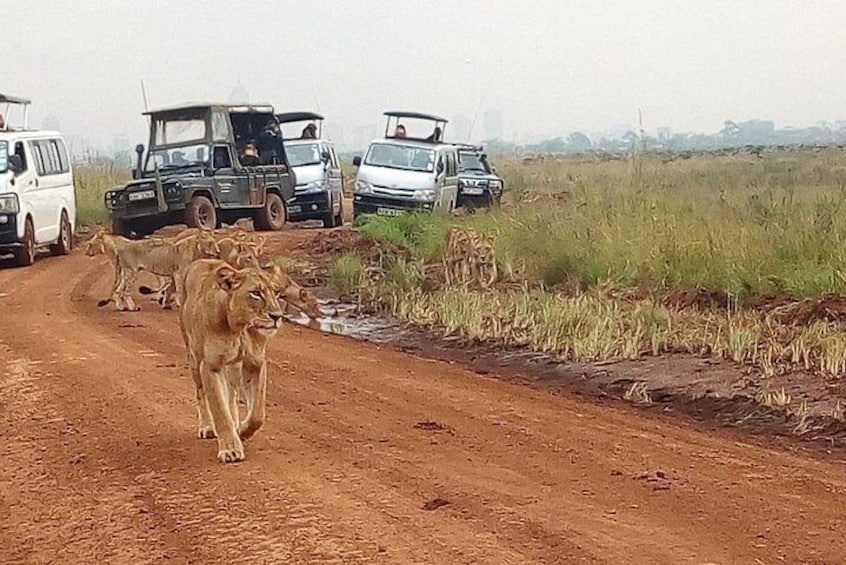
412,189 -> 437,202
489,180 -> 503,190
355,180 -> 373,194
0,194 -> 20,214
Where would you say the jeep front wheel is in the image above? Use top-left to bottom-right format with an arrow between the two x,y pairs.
255,192 -> 286,231
185,196 -> 217,230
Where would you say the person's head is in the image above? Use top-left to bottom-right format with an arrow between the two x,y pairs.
302,123 -> 317,138
395,124 -> 406,138
242,143 -> 259,157
432,126 -> 442,141
0,114 -> 5,129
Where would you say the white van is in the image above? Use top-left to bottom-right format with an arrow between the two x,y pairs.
351,111 -> 459,219
0,94 -> 75,266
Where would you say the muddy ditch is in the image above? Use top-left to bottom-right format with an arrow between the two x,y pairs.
283,297 -> 846,460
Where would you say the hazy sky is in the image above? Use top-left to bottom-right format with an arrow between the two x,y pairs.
6,0 -> 846,147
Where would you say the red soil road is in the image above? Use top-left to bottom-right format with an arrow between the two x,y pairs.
1,243 -> 846,565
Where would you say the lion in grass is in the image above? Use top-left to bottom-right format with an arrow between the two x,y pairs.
443,227 -> 498,289
177,259 -> 319,463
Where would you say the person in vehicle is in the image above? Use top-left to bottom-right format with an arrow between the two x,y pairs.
394,125 -> 407,138
172,151 -> 188,165
258,119 -> 282,164
239,142 -> 261,166
301,123 -> 317,139
425,127 -> 442,142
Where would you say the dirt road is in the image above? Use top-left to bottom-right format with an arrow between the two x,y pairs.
1,241 -> 846,564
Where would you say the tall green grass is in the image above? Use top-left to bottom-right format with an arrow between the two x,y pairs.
74,165 -> 129,225
357,149 -> 846,300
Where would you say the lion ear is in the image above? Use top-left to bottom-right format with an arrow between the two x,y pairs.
216,265 -> 245,291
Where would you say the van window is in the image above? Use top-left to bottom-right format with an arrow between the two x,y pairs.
26,139 -> 70,176
13,142 -> 28,175
0,141 -> 7,173
446,151 -> 458,176
51,139 -> 70,173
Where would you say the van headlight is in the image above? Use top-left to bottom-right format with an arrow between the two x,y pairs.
298,181 -> 326,193
355,180 -> 373,194
412,189 -> 437,202
0,194 -> 19,214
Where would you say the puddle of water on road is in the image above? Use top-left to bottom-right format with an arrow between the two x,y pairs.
283,300 -> 408,343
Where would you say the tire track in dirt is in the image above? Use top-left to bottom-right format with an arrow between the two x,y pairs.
2,249 -> 846,563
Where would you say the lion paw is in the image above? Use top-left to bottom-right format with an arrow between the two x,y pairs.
217,446 -> 245,464
197,426 -> 216,439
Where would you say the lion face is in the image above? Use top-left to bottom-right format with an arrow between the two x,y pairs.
263,264 -> 321,319
193,232 -> 221,259
84,231 -> 106,256
217,265 -> 286,333
217,237 -> 262,269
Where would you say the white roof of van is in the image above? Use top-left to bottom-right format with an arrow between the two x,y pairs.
0,129 -> 63,140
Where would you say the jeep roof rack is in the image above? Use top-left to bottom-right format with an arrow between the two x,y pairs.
143,102 -> 275,116
276,111 -> 325,140
383,110 -> 448,142
0,93 -> 31,130
275,111 -> 324,124
383,110 -> 448,122
452,142 -> 484,151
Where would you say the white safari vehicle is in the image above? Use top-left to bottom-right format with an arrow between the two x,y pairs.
0,94 -> 75,266
351,111 -> 459,220
276,111 -> 345,227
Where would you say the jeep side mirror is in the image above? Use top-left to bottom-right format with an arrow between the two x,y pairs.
321,151 -> 331,163
352,156 -> 362,167
436,161 -> 445,175
7,154 -> 22,173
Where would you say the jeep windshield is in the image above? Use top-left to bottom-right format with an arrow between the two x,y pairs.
145,144 -> 209,172
364,142 -> 435,173
0,141 -> 7,173
459,151 -> 490,173
287,143 -> 321,167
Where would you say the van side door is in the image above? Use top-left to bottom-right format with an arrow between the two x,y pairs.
28,139 -> 64,242
325,143 -> 343,212
14,140 -> 47,242
443,149 -> 459,210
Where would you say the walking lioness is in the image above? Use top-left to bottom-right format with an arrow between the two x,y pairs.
178,259 -> 292,463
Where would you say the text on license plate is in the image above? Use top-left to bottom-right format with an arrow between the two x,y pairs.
288,205 -> 302,213
376,207 -> 403,217
462,187 -> 484,195
128,189 -> 156,201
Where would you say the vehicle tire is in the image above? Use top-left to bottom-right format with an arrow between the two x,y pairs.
254,191 -> 286,231
50,210 -> 72,256
333,199 -> 344,227
13,217 -> 35,267
185,195 -> 217,230
322,197 -> 343,228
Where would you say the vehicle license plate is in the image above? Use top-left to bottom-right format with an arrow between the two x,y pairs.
377,207 -> 403,217
462,187 -> 484,195
128,189 -> 156,201
288,205 -> 302,214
